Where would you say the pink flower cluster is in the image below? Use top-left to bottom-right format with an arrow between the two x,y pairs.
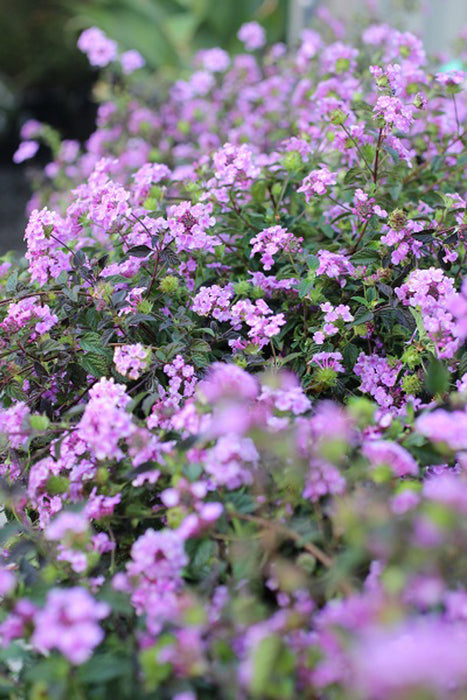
250,226 -> 303,271
314,302 -> 354,344
32,587 -> 109,664
396,267 -> 460,358
1,296 -> 58,338
193,284 -> 285,350
78,27 -> 145,74
353,352 -> 400,408
315,250 -> 355,286
298,167 -> 336,201
114,343 -> 150,380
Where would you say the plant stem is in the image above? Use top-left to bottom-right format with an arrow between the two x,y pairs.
372,127 -> 384,186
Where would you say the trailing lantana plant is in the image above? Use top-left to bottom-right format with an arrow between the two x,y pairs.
1,14 -> 466,699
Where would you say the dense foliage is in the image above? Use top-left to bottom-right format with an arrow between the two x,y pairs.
1,15 -> 467,699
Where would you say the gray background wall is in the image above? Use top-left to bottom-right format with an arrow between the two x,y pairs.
289,0 -> 467,57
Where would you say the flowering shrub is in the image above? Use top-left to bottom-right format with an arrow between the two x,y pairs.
1,16 -> 467,699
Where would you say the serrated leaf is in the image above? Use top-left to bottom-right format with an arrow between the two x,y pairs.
79,332 -> 104,354
351,248 -> 380,266
342,343 -> 360,368
297,279 -> 314,299
191,352 -> 210,367
38,339 -> 65,355
190,339 -> 211,353
4,382 -> 27,402
80,352 -> 109,378
458,352 -> 467,378
352,309 -> 374,325
5,272 -> 18,293
424,355 -> 450,395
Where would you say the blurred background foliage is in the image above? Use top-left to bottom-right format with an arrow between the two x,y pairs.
68,0 -> 288,73
0,0 -> 287,156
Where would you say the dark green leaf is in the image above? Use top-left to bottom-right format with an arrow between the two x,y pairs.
424,355 -> 451,395
80,352 -> 109,378
126,245 -> 152,258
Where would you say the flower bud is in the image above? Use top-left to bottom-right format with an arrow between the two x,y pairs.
402,374 -> 422,395
402,346 -> 421,369
330,108 -> 347,125
234,280 -> 251,296
282,150 -> 302,172
159,275 -> 179,294
389,208 -> 407,231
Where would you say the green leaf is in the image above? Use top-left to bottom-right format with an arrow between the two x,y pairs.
342,342 -> 360,368
126,245 -> 152,258
190,339 -> 211,354
250,634 -> 281,696
350,248 -> 380,266
249,634 -> 294,698
424,355 -> 450,395
458,351 -> 467,378
306,254 -> 320,271
79,332 -> 105,354
297,279 -> 314,299
187,538 -> 214,578
5,271 -> 18,293
80,352 -> 109,378
352,309 -> 374,325
78,653 -> 131,684
225,491 -> 256,514
351,295 -> 369,306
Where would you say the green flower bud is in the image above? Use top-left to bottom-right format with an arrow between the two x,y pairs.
143,198 -> 158,211
330,108 -> 347,125
96,467 -> 109,486
402,374 -> 422,395
389,208 -> 407,231
382,566 -> 406,594
233,356 -> 248,369
296,553 -> 317,573
251,286 -> 264,299
159,275 -> 179,294
29,414 -> 50,431
137,299 -> 153,314
234,280 -> 251,296
319,438 -> 348,464
312,367 -> 338,390
271,182 -> 282,199
46,475 -> 70,495
335,58 -> 350,73
353,324 -> 369,337
376,75 -> 390,89
166,507 -> 184,529
177,119 -> 190,135
402,346 -> 421,369
413,92 -> 426,108
282,150 -> 302,172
